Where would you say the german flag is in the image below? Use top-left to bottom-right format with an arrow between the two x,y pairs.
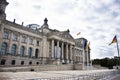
88,42 -> 90,50
86,42 -> 90,52
109,35 -> 117,45
77,32 -> 81,36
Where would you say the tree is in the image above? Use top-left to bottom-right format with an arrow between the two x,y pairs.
92,57 -> 119,69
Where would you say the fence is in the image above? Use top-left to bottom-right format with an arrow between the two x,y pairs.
29,70 -> 120,80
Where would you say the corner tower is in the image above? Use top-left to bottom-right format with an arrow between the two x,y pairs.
0,0 -> 9,20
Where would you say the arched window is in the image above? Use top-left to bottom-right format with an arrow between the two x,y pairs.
28,47 -> 32,58
11,44 -> 17,55
20,46 -> 24,57
1,42 -> 7,55
35,49 -> 39,58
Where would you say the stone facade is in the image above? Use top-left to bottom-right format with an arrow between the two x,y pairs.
75,38 -> 91,69
0,0 -> 90,70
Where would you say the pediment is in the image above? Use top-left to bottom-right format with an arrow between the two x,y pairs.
48,29 -> 75,43
61,32 -> 74,41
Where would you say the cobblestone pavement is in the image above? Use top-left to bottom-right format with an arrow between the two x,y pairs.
0,69 -> 119,80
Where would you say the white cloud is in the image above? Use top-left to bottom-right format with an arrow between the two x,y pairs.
6,0 -> 120,59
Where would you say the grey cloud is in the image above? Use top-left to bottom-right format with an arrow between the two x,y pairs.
114,0 -> 120,5
111,11 -> 119,18
84,16 -> 98,22
54,1 -> 78,14
115,27 -> 120,32
94,4 -> 110,14
33,5 -> 41,10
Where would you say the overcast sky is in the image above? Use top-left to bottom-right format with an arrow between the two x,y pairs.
6,0 -> 120,59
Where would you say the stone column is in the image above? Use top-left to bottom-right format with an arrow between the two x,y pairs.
66,43 -> 68,63
51,39 -> 54,59
17,34 -> 21,55
8,32 -> 13,54
56,41 -> 59,59
56,41 -> 61,64
38,40 -> 41,58
0,22 -> 3,51
86,52 -> 89,69
32,38 -> 36,57
40,40 -> 43,58
73,47 -> 76,63
61,42 -> 64,63
0,37 -> 2,53
70,45 -> 73,63
42,36 -> 48,64
25,36 -> 29,57
82,49 -> 85,70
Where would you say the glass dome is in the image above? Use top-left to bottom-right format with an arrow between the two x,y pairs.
26,24 -> 40,30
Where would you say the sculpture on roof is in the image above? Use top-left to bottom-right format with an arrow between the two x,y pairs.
41,18 -> 49,28
0,0 -> 9,20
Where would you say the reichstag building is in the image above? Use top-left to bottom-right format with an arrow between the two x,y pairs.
0,0 -> 90,71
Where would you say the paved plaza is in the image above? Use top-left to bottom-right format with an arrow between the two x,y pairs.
0,69 -> 120,80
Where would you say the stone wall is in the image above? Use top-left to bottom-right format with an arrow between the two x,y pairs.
0,55 -> 42,67
0,63 -> 84,72
74,64 -> 83,70
0,64 -> 75,72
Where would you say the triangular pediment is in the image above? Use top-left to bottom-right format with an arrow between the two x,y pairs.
48,29 -> 75,43
60,31 -> 74,42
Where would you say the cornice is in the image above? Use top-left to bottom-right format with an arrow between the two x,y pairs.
2,20 -> 42,35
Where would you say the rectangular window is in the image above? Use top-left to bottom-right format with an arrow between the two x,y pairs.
21,37 -> 26,43
29,38 -> 33,45
36,41 -> 39,46
3,32 -> 9,39
11,60 -> 15,65
13,34 -> 18,41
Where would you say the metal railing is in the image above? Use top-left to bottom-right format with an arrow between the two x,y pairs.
28,70 -> 120,80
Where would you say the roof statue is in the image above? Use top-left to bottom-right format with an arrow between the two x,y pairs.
0,0 -> 9,20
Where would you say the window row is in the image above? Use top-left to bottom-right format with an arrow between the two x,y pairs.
0,59 -> 40,65
3,32 -> 40,46
0,42 -> 39,58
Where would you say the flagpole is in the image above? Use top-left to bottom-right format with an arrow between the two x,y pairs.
116,35 -> 119,57
116,35 -> 120,66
